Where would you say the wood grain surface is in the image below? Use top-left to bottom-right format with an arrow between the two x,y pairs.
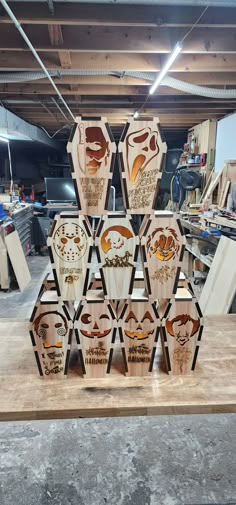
47,212 -> 93,301
118,291 -> 160,376
67,117 -> 116,215
95,213 -> 139,299
199,236 -> 236,315
74,292 -> 117,378
29,291 -> 74,379
0,315 -> 235,420
161,288 -> 203,375
5,230 -> 31,291
140,211 -> 186,299
118,118 -> 167,214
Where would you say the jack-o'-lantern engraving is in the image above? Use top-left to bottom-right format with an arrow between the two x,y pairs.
80,311 -> 112,339
147,227 -> 180,262
124,310 -> 155,340
166,314 -> 200,346
33,311 -> 68,349
126,127 -> 159,184
53,222 -> 87,262
101,225 -> 134,267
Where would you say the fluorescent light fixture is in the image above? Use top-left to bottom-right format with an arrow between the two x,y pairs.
133,111 -> 139,119
0,136 -> 9,143
149,42 -> 182,95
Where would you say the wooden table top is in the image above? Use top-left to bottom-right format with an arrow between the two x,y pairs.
0,316 -> 235,421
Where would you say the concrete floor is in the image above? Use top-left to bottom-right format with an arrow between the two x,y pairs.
0,254 -> 235,505
0,415 -> 235,505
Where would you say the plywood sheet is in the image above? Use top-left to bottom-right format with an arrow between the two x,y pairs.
5,230 -> 31,291
47,212 -> 93,301
67,117 -> 116,215
118,118 -> 167,214
118,293 -> 160,376
0,316 -> 235,420
95,213 -> 139,299
199,235 -> 236,315
161,292 -> 203,375
29,294 -> 73,379
0,233 -> 9,289
140,211 -> 186,299
74,293 -> 116,378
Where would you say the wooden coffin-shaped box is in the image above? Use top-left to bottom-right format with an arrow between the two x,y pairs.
140,211 -> 186,299
29,291 -> 74,379
67,117 -> 116,215
47,212 -> 93,301
37,272 -> 56,299
161,288 -> 204,375
118,118 -> 167,214
95,213 -> 139,299
74,290 -> 117,378
118,289 -> 160,376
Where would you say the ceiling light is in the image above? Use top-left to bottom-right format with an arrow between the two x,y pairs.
149,42 -> 182,95
133,111 -> 139,119
0,136 -> 9,143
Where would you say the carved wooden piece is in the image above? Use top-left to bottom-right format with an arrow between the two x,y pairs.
95,212 -> 139,300
89,270 -> 145,291
118,290 -> 160,376
118,118 -> 167,214
67,117 -> 116,215
74,291 -> 116,378
161,288 -> 203,375
37,272 -> 56,300
29,291 -> 73,379
140,211 -> 186,299
47,212 -> 93,301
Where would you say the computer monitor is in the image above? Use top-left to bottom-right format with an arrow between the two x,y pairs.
45,178 -> 77,203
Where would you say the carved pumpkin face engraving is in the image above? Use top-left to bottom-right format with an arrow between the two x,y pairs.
166,314 -> 200,346
53,222 -> 87,262
80,307 -> 112,339
147,227 -> 180,262
126,127 -> 159,184
124,310 -> 155,340
34,311 -> 68,349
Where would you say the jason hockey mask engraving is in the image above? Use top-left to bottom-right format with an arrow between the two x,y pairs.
53,222 -> 87,262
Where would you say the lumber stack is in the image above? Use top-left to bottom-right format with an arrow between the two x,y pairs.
29,117 -> 204,379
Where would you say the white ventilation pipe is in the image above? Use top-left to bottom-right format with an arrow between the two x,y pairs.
162,76 -> 236,99
1,69 -> 236,100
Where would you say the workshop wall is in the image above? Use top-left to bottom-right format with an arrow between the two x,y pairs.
215,112 -> 236,171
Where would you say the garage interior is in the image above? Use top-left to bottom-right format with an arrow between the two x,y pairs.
0,1 -> 236,504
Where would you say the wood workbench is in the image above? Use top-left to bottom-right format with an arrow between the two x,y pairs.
0,316 -> 235,421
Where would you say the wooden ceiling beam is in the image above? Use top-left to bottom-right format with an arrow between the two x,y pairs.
1,25 -> 236,54
1,83 -> 236,98
0,83 -> 186,95
7,100 -> 236,108
0,4 -> 235,28
9,105 -> 234,114
48,24 -> 63,47
23,72 -> 236,86
16,109 -> 223,118
17,107 -> 229,115
1,52 -> 236,72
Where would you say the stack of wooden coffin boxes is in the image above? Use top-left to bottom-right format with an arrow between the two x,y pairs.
29,117 -> 204,380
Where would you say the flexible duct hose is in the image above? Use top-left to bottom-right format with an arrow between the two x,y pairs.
162,76 -> 236,99
1,70 -> 236,99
